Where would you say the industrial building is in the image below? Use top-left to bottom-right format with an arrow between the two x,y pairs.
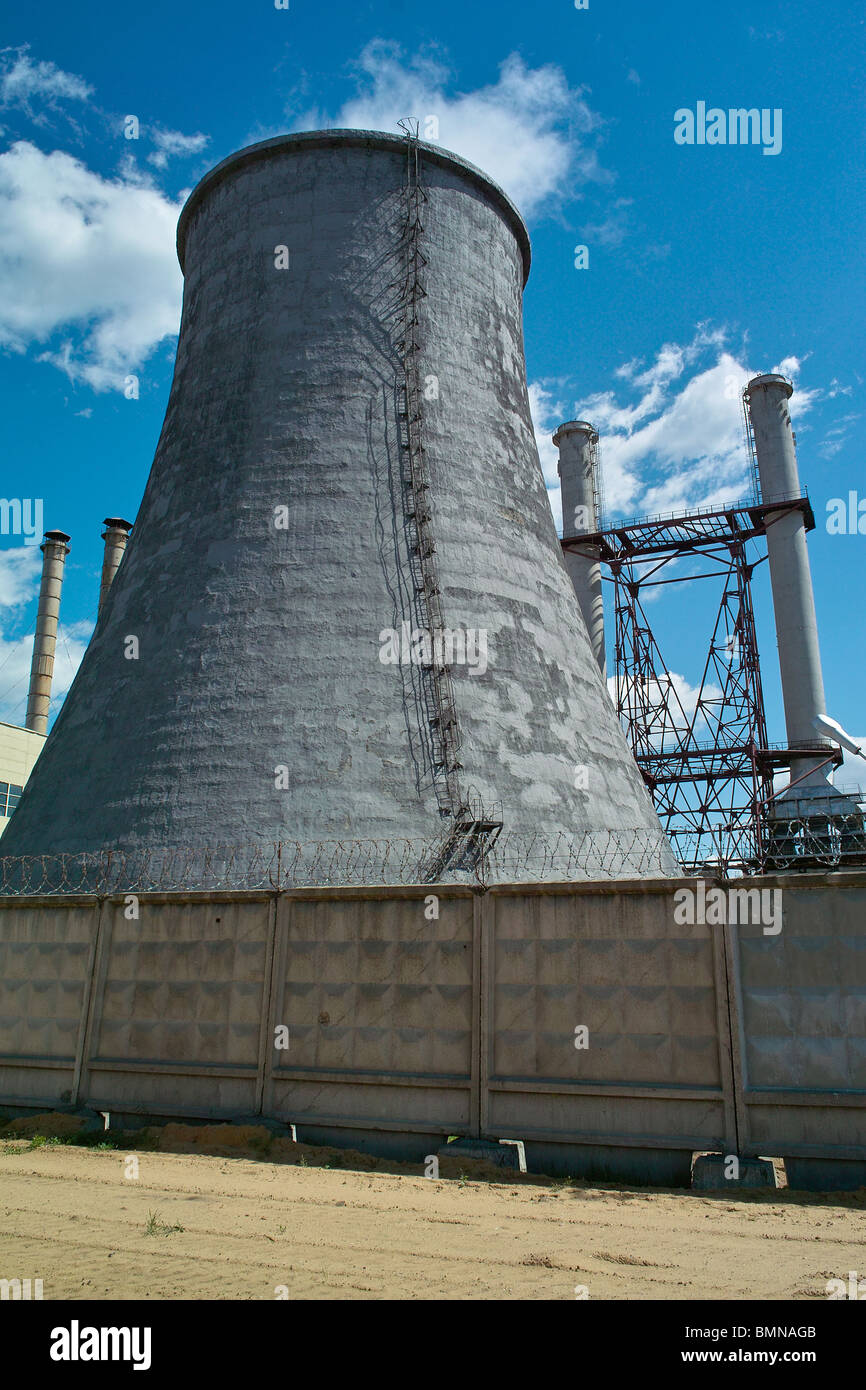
0,129 -> 862,1191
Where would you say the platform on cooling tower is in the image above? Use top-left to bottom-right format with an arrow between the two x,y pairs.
418,815 -> 503,882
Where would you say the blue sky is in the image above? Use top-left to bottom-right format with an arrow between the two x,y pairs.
0,0 -> 864,779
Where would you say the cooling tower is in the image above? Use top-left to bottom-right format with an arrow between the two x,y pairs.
1,130 -> 675,880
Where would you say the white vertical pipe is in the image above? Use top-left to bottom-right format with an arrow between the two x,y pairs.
746,374 -> 829,787
554,421 -> 605,674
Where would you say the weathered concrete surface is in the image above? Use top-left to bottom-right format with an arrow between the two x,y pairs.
728,871 -> 866,1189
1,130 -> 673,877
691,1155 -> 777,1190
0,875 -> 863,1185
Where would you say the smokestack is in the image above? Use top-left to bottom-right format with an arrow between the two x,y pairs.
25,530 -> 70,736
554,421 -> 605,674
745,374 -> 830,791
99,518 -> 133,614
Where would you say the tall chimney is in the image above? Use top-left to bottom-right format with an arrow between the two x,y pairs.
745,374 -> 830,790
99,518 -> 133,614
554,421 -> 605,673
25,530 -> 70,736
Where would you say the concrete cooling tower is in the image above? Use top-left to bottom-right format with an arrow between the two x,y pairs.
1,129 -> 675,883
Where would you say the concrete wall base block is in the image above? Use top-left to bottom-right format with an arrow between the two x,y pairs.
692,1155 -> 777,1190
520,1141 -> 693,1187
283,1124 -> 446,1168
784,1157 -> 866,1192
438,1138 -> 519,1168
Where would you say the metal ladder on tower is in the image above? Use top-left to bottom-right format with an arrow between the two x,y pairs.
395,121 -> 502,879
396,120 -> 461,818
742,387 -> 762,505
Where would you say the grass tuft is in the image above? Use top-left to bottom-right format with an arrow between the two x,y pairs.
145,1209 -> 184,1237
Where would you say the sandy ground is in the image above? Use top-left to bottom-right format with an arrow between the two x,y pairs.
1,1119 -> 864,1300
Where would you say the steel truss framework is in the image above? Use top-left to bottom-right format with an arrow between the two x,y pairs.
561,495 -> 844,873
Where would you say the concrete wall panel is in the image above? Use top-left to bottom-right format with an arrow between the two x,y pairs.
729,875 -> 866,1167
265,892 -> 476,1131
488,889 -> 721,1084
0,900 -> 96,1104
483,887 -> 732,1158
79,897 -> 271,1116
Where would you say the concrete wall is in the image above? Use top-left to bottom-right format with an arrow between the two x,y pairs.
0,874 -> 863,1187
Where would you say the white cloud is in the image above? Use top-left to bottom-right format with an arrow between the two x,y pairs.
307,42 -> 605,215
0,548 -> 41,608
606,669 -> 723,742
0,632 -> 35,725
0,47 -> 93,118
528,383 -> 563,487
50,619 -> 92,710
818,411 -> 860,461
0,141 -> 183,389
581,197 -> 633,247
0,622 -> 92,727
825,379 -> 853,400
147,127 -> 209,169
0,45 -> 610,391
538,328 -> 824,530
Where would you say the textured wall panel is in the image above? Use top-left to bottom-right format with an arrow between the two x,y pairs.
273,894 -> 474,1073
0,901 -> 95,1070
732,877 -> 866,1160
736,884 -> 866,1090
87,899 -> 269,1071
484,888 -> 731,1153
267,892 -> 476,1129
489,890 -> 720,1085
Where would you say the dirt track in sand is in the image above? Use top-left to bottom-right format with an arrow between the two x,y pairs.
1,1123 -> 865,1300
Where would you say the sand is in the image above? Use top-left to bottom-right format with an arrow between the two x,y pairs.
1,1121 -> 864,1300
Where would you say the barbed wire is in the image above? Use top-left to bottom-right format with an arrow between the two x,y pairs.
2,814 -> 861,896
673,807 -> 866,876
0,830 -> 675,896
